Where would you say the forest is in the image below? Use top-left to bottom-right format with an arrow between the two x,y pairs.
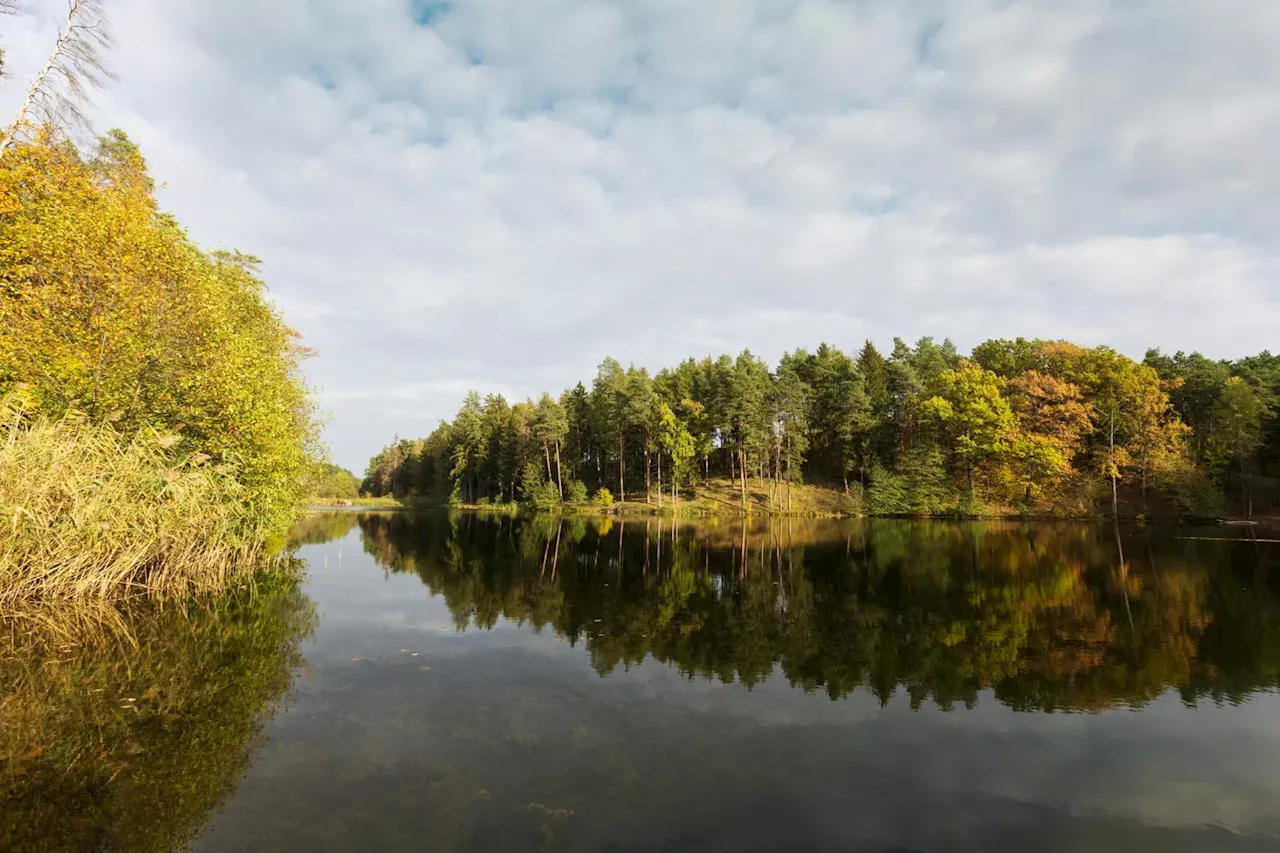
363,338 -> 1280,518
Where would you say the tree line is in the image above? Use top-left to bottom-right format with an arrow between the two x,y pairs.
363,338 -> 1280,517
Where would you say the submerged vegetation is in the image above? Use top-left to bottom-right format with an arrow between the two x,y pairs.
364,340 -> 1280,519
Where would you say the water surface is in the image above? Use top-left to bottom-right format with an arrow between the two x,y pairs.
8,513 -> 1280,852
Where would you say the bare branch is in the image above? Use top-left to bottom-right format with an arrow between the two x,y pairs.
3,0 -> 115,146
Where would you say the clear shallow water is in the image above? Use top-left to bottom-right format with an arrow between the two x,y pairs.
8,512 -> 1280,852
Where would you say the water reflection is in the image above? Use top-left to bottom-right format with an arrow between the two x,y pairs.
359,513 -> 1280,712
12,514 -> 1280,852
0,575 -> 316,853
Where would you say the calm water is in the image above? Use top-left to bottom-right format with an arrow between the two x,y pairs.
7,513 -> 1280,852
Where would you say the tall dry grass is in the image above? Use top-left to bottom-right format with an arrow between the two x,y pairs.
0,392 -> 283,603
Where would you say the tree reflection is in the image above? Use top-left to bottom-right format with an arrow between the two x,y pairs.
360,513 -> 1280,712
0,574 -> 316,853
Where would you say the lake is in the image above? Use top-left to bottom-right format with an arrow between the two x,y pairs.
7,512 -> 1280,852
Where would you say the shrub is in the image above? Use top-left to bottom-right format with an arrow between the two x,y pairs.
1157,459 -> 1225,518
518,461 -> 561,509
0,134 -> 319,530
595,487 -> 614,508
867,465 -> 910,515
838,483 -> 865,516
566,479 -> 589,505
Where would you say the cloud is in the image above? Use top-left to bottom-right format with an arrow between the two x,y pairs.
2,0 -> 1278,471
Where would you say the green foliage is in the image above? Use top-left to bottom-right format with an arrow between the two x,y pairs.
923,360 -> 1015,493
898,444 -> 959,515
867,464 -> 910,515
1155,457 -> 1225,518
363,338 -> 1280,519
302,461 -> 360,499
595,487 -> 614,507
519,460 -> 560,509
565,479 -> 589,505
838,483 -> 865,516
520,460 -> 545,500
868,447 -> 957,516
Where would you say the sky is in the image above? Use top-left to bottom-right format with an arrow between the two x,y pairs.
2,0 -> 1278,473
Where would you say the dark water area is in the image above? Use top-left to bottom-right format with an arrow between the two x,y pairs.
7,513 -> 1280,852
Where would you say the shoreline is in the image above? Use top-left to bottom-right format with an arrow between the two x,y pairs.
306,501 -> 1278,527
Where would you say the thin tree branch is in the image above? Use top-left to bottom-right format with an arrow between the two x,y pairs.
3,0 -> 114,147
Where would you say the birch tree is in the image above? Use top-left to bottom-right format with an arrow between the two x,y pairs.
3,0 -> 114,146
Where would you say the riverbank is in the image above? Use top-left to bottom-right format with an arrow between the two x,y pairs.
362,477 -> 1269,522
0,397 -> 292,605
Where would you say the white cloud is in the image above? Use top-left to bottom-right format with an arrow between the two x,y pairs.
2,0 -> 1278,471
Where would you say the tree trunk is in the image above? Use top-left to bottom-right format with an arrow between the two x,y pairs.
88,328 -> 108,418
1108,407 -> 1119,518
786,433 -> 793,512
1140,447 -> 1148,515
774,432 -> 781,509
618,430 -> 625,503
657,450 -> 663,509
1243,458 -> 1253,519
644,431 -> 652,504
550,520 -> 562,581
543,440 -> 553,483
554,440 -> 564,499
739,443 -> 748,512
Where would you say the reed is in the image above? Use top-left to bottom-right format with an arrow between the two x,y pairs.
0,393 -> 284,603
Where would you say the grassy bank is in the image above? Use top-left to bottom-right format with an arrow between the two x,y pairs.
402,479 -> 871,518
584,478 -> 857,517
306,495 -> 404,508
427,477 -> 1235,521
0,395 -> 286,604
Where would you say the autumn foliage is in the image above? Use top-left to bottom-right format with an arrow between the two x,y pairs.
365,336 -> 1256,518
0,132 -> 318,597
